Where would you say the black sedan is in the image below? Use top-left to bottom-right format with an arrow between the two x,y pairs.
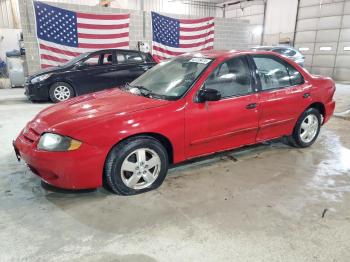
25,49 -> 157,102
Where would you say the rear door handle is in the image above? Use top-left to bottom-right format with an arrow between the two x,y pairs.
303,93 -> 310,98
246,103 -> 257,109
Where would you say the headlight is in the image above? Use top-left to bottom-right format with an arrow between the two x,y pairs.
37,133 -> 82,151
31,73 -> 51,84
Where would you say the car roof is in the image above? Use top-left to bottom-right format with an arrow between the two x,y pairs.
181,49 -> 283,60
89,49 -> 142,53
252,46 -> 297,51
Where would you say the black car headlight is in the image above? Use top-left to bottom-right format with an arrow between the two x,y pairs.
37,133 -> 82,152
31,73 -> 52,84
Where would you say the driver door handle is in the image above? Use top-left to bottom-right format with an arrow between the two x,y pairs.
246,103 -> 257,109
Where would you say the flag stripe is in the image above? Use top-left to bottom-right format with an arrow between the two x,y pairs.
78,36 -> 129,44
77,17 -> 130,25
180,17 -> 214,24
78,32 -> 129,39
180,35 -> 214,44
39,43 -> 82,57
179,20 -> 214,29
78,41 -> 129,49
179,30 -> 214,40
180,23 -> 214,32
153,42 -> 214,55
77,23 -> 129,30
41,54 -> 69,63
77,27 -> 129,34
180,28 -> 214,36
179,38 -> 214,48
40,47 -> 78,60
76,12 -> 129,20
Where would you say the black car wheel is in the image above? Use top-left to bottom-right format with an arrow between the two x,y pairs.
287,108 -> 322,148
104,136 -> 169,195
49,82 -> 74,103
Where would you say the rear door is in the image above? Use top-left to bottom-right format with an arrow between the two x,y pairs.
250,54 -> 312,141
113,51 -> 154,86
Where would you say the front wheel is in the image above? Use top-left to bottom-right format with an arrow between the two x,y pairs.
288,108 -> 322,148
104,136 -> 169,195
49,82 -> 74,103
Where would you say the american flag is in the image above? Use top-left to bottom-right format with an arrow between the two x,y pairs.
34,1 -> 130,68
151,12 -> 214,60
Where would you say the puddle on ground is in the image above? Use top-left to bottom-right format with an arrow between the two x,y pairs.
308,130 -> 350,202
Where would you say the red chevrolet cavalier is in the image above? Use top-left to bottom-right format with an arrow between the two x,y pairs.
14,50 -> 336,195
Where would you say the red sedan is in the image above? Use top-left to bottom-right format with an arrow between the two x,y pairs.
14,50 -> 336,195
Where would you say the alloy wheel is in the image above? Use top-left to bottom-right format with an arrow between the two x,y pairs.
120,148 -> 161,190
53,85 -> 71,101
299,114 -> 319,143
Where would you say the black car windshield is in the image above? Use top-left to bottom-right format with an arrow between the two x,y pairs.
129,56 -> 212,100
61,52 -> 91,67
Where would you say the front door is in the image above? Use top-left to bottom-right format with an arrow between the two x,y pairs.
185,55 -> 260,158
70,51 -> 116,94
250,54 -> 312,141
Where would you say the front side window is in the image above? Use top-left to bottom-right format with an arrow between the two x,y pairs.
129,56 -> 212,100
253,55 -> 303,90
205,56 -> 252,98
84,52 -> 113,66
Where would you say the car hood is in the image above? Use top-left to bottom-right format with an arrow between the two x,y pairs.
28,65 -> 71,80
31,88 -> 170,134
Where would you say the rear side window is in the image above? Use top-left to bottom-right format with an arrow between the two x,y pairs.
117,52 -> 143,64
286,64 -> 304,85
274,48 -> 296,56
252,55 -> 304,90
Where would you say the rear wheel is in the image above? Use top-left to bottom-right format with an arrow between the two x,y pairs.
104,136 -> 169,195
49,82 -> 74,103
288,108 -> 321,148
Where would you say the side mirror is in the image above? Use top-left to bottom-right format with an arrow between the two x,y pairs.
75,61 -> 88,69
197,88 -> 221,103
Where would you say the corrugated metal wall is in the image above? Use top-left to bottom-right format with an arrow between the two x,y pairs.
294,0 -> 350,81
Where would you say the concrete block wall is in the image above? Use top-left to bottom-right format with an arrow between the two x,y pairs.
224,1 -> 265,47
18,0 -> 249,75
295,0 -> 350,81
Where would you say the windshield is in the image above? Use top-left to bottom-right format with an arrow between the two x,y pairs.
61,52 -> 91,67
129,56 -> 212,100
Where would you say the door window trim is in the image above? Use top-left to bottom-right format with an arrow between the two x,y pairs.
248,54 -> 305,93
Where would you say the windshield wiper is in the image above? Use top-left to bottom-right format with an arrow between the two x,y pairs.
125,83 -> 152,97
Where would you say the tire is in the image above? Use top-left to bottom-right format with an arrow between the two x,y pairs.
49,82 -> 74,103
104,136 -> 169,195
288,108 -> 322,148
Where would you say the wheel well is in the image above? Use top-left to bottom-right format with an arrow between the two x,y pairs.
115,132 -> 174,164
308,102 -> 325,117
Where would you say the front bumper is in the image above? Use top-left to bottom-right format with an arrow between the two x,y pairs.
13,129 -> 108,190
24,81 -> 51,101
